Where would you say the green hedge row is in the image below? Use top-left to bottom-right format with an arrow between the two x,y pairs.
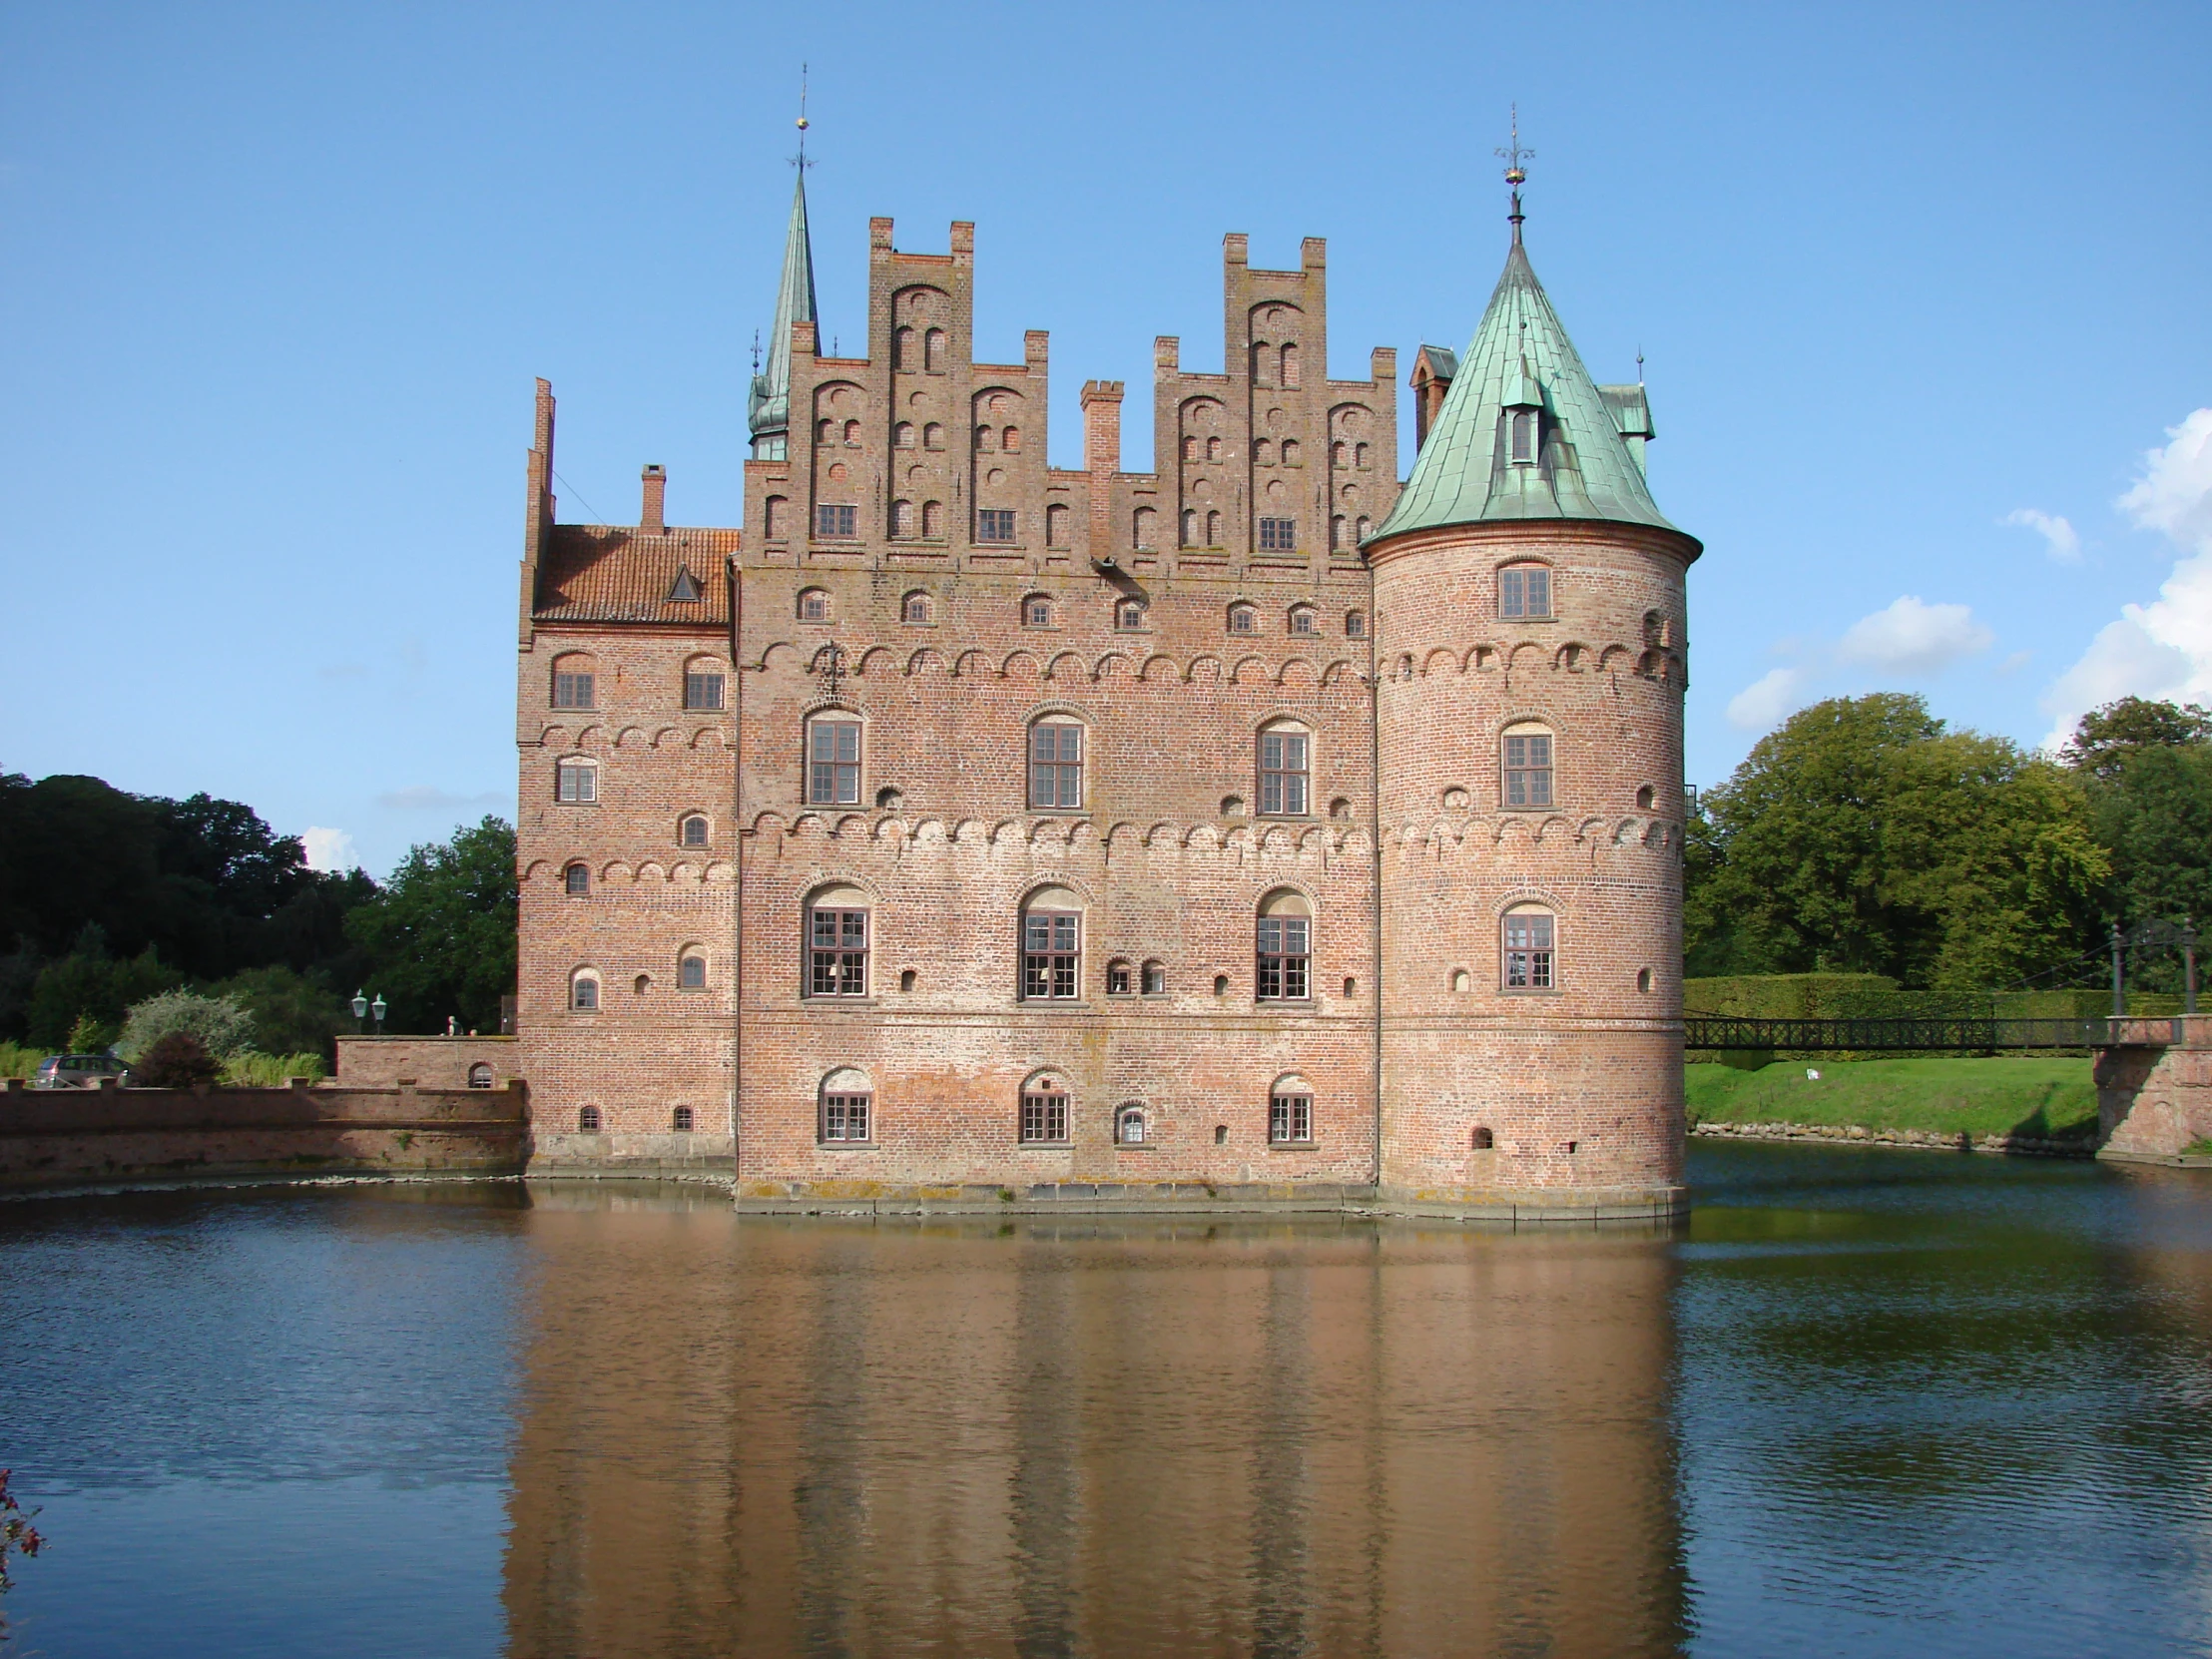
1683,974 -> 2184,1021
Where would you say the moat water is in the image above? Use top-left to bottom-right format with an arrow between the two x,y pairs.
4,1145 -> 2212,1657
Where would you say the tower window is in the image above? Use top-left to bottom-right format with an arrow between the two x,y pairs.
679,952 -> 707,990
1024,595 -> 1053,628
578,1105 -> 601,1131
684,668 -> 725,711
555,762 -> 597,804
1504,910 -> 1556,990
1029,723 -> 1084,810
1022,909 -> 1082,1000
552,669 -> 595,710
807,720 -> 861,806
1141,960 -> 1167,995
1259,516 -> 1297,551
1498,564 -> 1552,620
799,588 -> 830,621
1270,1093 -> 1313,1145
1116,599 -> 1146,631
1509,409 -> 1537,464
1288,607 -> 1316,637
569,971 -> 600,1012
680,815 -> 710,847
1502,730 -> 1554,809
1345,611 -> 1367,638
1256,891 -> 1312,1001
808,901 -> 869,997
564,862 -> 590,896
1228,604 -> 1257,635
977,509 -> 1016,543
1259,728 -> 1310,817
902,592 -> 931,624
816,504 -> 857,540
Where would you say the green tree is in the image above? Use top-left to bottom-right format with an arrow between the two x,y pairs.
2061,697 -> 2212,989
24,931 -> 184,1049
1686,694 -> 2108,989
345,818 -> 517,1034
211,965 -> 349,1061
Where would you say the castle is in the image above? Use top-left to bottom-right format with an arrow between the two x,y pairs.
513,165 -> 1699,1220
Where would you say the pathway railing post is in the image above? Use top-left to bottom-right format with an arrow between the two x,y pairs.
2111,921 -> 2126,1021
2185,916 -> 2199,1018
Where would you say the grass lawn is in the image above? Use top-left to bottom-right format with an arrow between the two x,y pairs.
1686,1055 -> 2099,1140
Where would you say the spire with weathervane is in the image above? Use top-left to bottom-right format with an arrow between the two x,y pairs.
747,70 -> 822,462
1367,109 -> 1672,543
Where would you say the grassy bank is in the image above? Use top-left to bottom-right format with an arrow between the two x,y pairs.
1686,1056 -> 2098,1141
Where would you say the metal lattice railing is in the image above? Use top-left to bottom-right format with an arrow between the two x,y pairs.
1681,1015 -> 2172,1054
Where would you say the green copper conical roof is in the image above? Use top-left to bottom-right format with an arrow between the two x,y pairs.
1368,234 -> 1676,542
748,171 -> 820,457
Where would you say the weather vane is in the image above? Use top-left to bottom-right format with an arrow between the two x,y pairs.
1495,104 -> 1533,240
792,63 -> 814,172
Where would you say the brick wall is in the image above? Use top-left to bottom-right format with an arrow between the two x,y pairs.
335,1035 -> 520,1089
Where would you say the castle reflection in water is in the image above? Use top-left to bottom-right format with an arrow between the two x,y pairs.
498,1189 -> 1687,1657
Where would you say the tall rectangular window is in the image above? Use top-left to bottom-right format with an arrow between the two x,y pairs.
684,671 -> 725,711
1510,409 -> 1537,464
1499,565 -> 1552,619
816,503 -> 857,539
823,1092 -> 871,1141
1029,725 -> 1083,810
1504,912 -> 1555,989
553,672 -> 595,709
1502,733 -> 1553,808
977,508 -> 1016,543
1256,916 -> 1310,1000
1259,516 -> 1297,551
809,907 -> 868,997
1259,731 -> 1310,816
808,721 -> 861,805
1270,1094 -> 1313,1144
555,762 -> 597,804
1020,1091 -> 1069,1143
1022,911 -> 1081,999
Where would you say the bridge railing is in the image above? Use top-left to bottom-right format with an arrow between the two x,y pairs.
1683,1015 -> 2138,1055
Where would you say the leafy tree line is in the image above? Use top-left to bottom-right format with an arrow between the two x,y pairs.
1687,695 -> 2212,992
0,771 -> 516,1052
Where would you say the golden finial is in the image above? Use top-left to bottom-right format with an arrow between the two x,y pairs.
1495,104 -> 1533,242
793,64 -> 814,171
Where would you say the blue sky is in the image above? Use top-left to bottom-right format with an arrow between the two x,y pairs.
4,0 -> 2207,876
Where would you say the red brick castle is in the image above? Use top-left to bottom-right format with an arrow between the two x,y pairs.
514,161 -> 1699,1220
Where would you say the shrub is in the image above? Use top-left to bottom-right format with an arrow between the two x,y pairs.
119,990 -> 255,1062
220,1050 -> 327,1087
0,1041 -> 45,1080
136,1029 -> 222,1089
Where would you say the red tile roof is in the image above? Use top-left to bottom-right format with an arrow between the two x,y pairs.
534,526 -> 739,625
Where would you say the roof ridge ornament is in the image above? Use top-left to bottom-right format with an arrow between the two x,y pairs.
1494,105 -> 1533,245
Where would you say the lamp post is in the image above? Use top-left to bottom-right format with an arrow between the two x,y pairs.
371,995 -> 386,1036
351,990 -> 368,1034
2186,917 -> 2199,1018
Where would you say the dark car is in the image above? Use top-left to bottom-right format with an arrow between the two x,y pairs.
30,1054 -> 133,1089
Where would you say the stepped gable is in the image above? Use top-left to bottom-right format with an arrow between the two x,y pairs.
534,525 -> 738,625
1370,235 -> 1678,541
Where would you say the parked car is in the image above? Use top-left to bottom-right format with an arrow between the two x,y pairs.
30,1054 -> 133,1089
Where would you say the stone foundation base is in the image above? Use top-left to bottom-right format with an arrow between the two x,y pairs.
528,1131 -> 736,1181
731,1178 -> 1687,1223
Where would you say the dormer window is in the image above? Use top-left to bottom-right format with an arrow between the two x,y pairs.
1509,409 -> 1538,465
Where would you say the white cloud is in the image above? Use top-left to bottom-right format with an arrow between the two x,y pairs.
1837,596 -> 1994,676
2003,507 -> 2081,564
376,786 -> 509,811
1726,667 -> 1810,732
302,828 -> 358,872
2041,409 -> 2212,748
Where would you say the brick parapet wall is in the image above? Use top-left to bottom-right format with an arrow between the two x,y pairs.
0,1081 -> 527,1190
335,1035 -> 520,1089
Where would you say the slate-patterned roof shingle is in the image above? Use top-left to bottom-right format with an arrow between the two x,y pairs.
534,526 -> 740,625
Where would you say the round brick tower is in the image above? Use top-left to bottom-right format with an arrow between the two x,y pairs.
1364,195 -> 1700,1220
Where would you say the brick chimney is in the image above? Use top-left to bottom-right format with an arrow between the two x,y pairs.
1080,381 -> 1123,557
640,464 -> 666,533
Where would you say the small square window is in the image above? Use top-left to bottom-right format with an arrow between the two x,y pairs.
1116,601 -> 1146,631
1020,1091 -> 1069,1143
1289,610 -> 1315,636
556,763 -> 597,804
680,815 -> 710,847
977,508 -> 1016,543
1107,962 -> 1133,995
1499,565 -> 1552,620
673,1105 -> 695,1131
1346,611 -> 1367,638
1024,597 -> 1052,628
1259,517 -> 1297,551
564,863 -> 590,896
1229,607 -> 1256,635
553,671 -> 595,710
800,591 -> 830,621
816,504 -> 857,539
684,671 -> 725,711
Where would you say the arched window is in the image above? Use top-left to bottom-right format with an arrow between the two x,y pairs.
1501,724 -> 1554,809
1029,720 -> 1084,810
923,423 -> 946,451
1498,563 -> 1553,620
578,1105 -> 601,1131
816,418 -> 835,446
1021,886 -> 1083,1001
799,588 -> 830,622
807,885 -> 870,998
1509,410 -> 1537,464
551,652 -> 596,710
1107,959 -> 1133,995
1181,509 -> 1199,547
1251,341 -> 1272,386
894,421 -> 916,449
1132,506 -> 1156,549
974,424 -> 995,452
822,1067 -> 872,1142
1288,607 -> 1317,637
555,759 -> 597,804
924,328 -> 947,371
1206,510 -> 1223,545
806,715 -> 861,805
1256,889 -> 1312,1001
1332,440 -> 1349,468
1503,907 -> 1556,989
680,814 -> 709,847
1270,1076 -> 1314,1144
569,969 -> 601,1012
901,591 -> 931,625
1023,594 -> 1053,628
1280,344 -> 1301,388
1047,503 -> 1071,548
1141,960 -> 1167,996
1254,439 -> 1275,466
893,326 -> 916,369
842,420 -> 861,447
1206,436 -> 1223,461
891,499 -> 914,538
765,496 -> 790,539
1003,426 -> 1022,452
1258,724 -> 1311,816
922,499 -> 945,538
564,861 -> 590,896
1471,1126 -> 1494,1150
1355,442 -> 1370,469
1117,1105 -> 1148,1145
684,657 -> 726,712
1355,514 -> 1371,541
467,1062 -> 493,1089
1331,515 -> 1348,550
673,1105 -> 695,1131
1115,598 -> 1146,631
1345,611 -> 1366,638
1281,439 -> 1300,466
1181,435 -> 1198,461
1020,1072 -> 1070,1143
1227,603 -> 1256,635
679,949 -> 707,990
